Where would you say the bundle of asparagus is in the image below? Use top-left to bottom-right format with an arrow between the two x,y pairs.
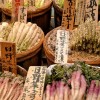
0,22 -> 43,53
71,18 -> 100,54
44,62 -> 100,100
0,71 -> 25,100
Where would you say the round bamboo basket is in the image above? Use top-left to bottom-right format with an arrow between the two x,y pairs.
17,28 -> 44,70
43,26 -> 100,66
1,0 -> 53,33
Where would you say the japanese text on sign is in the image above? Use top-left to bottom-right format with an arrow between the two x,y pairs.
18,6 -> 27,23
85,0 -> 98,21
21,66 -> 47,100
55,30 -> 69,64
61,0 -> 75,30
12,0 -> 24,22
0,42 -> 17,74
75,0 -> 85,25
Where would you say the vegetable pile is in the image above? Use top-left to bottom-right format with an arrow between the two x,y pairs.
4,0 -> 51,9
44,62 -> 100,100
46,19 -> 100,55
0,71 -> 25,100
0,22 -> 43,53
71,19 -> 100,54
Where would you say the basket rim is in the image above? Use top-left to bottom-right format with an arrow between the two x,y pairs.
43,26 -> 100,65
2,0 -> 53,18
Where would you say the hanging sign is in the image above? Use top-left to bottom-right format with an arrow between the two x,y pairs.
0,42 -> 17,74
75,0 -> 85,25
18,6 -> 27,23
12,0 -> 24,22
85,0 -> 98,21
21,66 -> 47,100
61,0 -> 75,30
55,30 -> 69,64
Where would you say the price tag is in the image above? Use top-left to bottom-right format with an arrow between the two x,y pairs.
12,0 -> 24,22
21,66 -> 47,100
75,0 -> 85,25
18,6 -> 27,23
0,42 -> 17,74
85,0 -> 98,21
61,0 -> 75,30
55,30 -> 69,64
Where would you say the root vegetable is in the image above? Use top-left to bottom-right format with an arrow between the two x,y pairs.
7,22 -> 21,42
78,75 -> 87,100
17,22 -> 32,47
86,80 -> 95,100
15,23 -> 25,43
64,85 -> 70,100
45,84 -> 51,100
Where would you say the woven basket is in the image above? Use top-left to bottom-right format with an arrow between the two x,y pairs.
43,26 -> 100,66
16,28 -> 44,70
1,0 -> 53,33
0,27 -> 44,71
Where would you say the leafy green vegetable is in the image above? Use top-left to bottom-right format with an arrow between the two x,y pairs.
46,62 -> 100,86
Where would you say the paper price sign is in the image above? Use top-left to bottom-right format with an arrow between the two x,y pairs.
85,0 -> 98,21
21,66 -> 47,100
18,6 -> 27,23
55,30 -> 69,64
0,42 -> 17,74
61,0 -> 75,30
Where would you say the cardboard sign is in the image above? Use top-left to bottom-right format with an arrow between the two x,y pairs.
55,30 -> 69,64
12,0 -> 24,22
21,66 -> 47,100
61,0 -> 75,30
0,42 -> 17,74
85,0 -> 98,21
75,0 -> 85,25
18,6 -> 27,23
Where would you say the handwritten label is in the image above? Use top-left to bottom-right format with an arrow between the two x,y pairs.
85,0 -> 98,21
0,42 -> 17,74
21,66 -> 47,100
61,0 -> 75,30
18,6 -> 27,23
12,0 -> 24,22
75,0 -> 85,25
55,30 -> 69,64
